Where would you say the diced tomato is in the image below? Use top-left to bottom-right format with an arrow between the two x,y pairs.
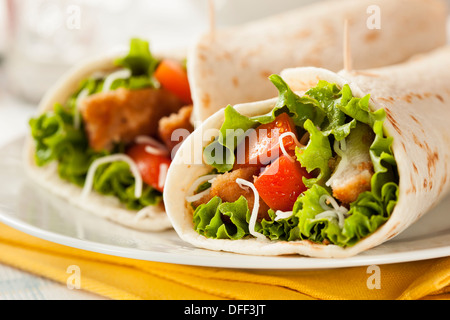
154,59 -> 192,105
126,143 -> 172,193
254,154 -> 312,212
235,113 -> 298,169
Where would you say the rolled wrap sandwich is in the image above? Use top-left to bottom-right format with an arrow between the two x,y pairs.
164,46 -> 450,258
25,39 -> 195,231
189,0 -> 448,123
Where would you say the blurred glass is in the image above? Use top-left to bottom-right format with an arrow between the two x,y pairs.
2,0 -> 319,104
2,0 -> 211,103
3,0 -> 134,103
0,1 -> 6,63
202,0 -> 316,26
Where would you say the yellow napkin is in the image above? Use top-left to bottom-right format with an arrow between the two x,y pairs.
0,222 -> 448,300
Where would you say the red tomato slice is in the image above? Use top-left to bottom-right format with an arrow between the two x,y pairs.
154,59 -> 192,105
254,154 -> 312,212
127,143 -> 172,193
235,113 -> 298,169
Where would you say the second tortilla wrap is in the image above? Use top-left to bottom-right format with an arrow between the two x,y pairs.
164,45 -> 450,258
188,0 -> 448,123
24,40 -> 190,231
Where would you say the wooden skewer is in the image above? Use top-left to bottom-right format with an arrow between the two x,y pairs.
208,0 -> 216,41
343,19 -> 353,72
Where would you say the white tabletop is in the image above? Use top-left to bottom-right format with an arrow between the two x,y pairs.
0,66 -> 109,300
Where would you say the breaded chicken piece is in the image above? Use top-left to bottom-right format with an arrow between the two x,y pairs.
158,105 -> 194,153
80,87 -> 184,151
193,167 -> 270,221
331,161 -> 374,204
327,123 -> 375,205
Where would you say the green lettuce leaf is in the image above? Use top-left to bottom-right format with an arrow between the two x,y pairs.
30,104 -> 85,167
203,76 -> 367,174
281,106 -> 397,246
256,209 -> 302,241
193,196 -> 251,239
29,105 -> 162,210
92,161 -> 162,210
194,76 -> 399,247
114,38 -> 159,77
295,120 -> 332,188
203,75 -> 329,173
338,85 -> 373,126
203,106 -> 259,173
261,107 -> 399,246
256,75 -> 326,127
29,38 -> 163,211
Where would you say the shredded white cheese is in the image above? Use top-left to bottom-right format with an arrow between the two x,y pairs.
135,135 -> 169,156
134,206 -> 156,222
185,188 -> 211,203
144,145 -> 166,156
81,154 -> 143,201
278,132 -> 302,163
339,138 -> 347,152
185,174 -> 219,203
275,210 -> 293,221
334,138 -> 347,156
102,69 -> 132,93
135,135 -> 167,149
319,194 -> 341,211
158,163 -> 169,191
315,194 -> 349,228
236,178 -> 266,240
325,139 -> 348,187
74,88 -> 90,129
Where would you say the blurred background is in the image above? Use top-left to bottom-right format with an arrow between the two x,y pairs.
0,0 -> 448,146
0,0 -> 316,147
0,0 -> 315,104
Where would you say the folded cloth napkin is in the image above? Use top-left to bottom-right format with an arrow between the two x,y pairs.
0,222 -> 448,300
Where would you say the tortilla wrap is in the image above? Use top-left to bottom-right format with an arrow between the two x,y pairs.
188,0 -> 448,123
24,47 -> 186,231
164,45 -> 450,258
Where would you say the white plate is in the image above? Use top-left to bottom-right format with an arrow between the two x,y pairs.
1,137 -> 450,270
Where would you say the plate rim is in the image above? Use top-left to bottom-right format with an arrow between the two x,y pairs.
2,210 -> 450,270
1,136 -> 450,270
2,211 -> 450,270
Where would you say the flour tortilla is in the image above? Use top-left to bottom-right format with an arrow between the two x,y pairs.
188,0 -> 448,123
164,45 -> 450,257
24,47 -> 186,231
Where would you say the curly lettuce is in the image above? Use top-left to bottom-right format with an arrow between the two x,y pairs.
114,38 -> 159,78
193,76 -> 399,247
29,38 -> 163,210
193,196 -> 251,239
